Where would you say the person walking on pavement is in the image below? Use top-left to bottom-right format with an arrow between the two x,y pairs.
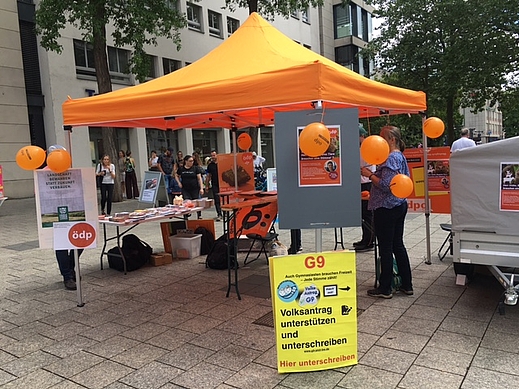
176,155 -> 204,219
354,123 -> 375,252
96,154 -> 116,215
361,125 -> 413,299
158,147 -> 180,201
124,150 -> 139,199
205,150 -> 223,221
450,128 -> 476,152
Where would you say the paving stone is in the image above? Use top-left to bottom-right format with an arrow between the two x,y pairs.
280,368 -> 344,389
44,350 -> 104,378
338,364 -> 402,389
399,365 -> 463,389
461,366 -> 519,389
480,329 -> 519,353
375,330 -> 429,354
439,315 -> 489,337
205,343 -> 262,371
391,315 -> 440,337
414,346 -> 473,376
427,330 -> 481,355
472,346 -> 519,376
172,361 -> 235,389
359,345 -> 416,375
70,360 -> 134,389
1,350 -> 61,377
118,361 -> 183,389
111,342 -> 169,369
157,343 -> 216,370
0,368 -> 62,388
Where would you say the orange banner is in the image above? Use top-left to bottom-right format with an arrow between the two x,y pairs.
404,147 -> 451,214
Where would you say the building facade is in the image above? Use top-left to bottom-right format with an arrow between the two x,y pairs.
460,101 -> 503,144
1,0 -> 373,198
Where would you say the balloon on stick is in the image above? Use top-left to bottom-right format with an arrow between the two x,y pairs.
299,122 -> 331,157
360,135 -> 390,165
390,174 -> 414,198
46,149 -> 72,173
237,133 -> 252,150
423,117 -> 445,139
15,145 -> 46,170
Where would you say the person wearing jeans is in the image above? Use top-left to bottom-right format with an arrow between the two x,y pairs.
361,125 -> 413,299
55,249 -> 83,290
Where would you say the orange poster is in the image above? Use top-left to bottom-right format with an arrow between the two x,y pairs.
217,152 -> 255,194
404,147 -> 451,214
500,162 -> 519,211
298,126 -> 341,187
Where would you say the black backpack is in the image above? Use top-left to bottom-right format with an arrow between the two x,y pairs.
108,234 -> 152,272
206,235 -> 237,270
194,227 -> 215,255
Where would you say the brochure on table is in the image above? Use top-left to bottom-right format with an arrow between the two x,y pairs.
34,168 -> 98,249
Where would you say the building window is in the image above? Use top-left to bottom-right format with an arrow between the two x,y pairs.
333,4 -> 351,39
73,39 -> 96,78
301,8 -> 309,23
227,17 -> 240,36
108,46 -> 131,83
163,58 -> 181,75
208,10 -> 222,37
290,10 -> 299,19
187,2 -> 202,31
146,55 -> 157,79
335,45 -> 358,72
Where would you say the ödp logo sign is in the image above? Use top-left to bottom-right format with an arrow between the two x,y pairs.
68,223 -> 96,248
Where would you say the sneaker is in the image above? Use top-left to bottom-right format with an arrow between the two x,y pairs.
215,216 -> 222,222
64,279 -> 77,290
399,288 -> 414,295
367,288 -> 392,299
296,247 -> 303,253
198,216 -> 203,220
355,244 -> 374,252
352,240 -> 364,247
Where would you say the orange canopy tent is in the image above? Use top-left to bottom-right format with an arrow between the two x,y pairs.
62,13 -> 426,129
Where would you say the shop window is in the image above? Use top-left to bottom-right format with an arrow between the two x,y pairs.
187,2 -> 202,31
208,10 -> 222,37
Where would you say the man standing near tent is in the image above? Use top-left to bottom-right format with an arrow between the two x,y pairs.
158,147 -> 179,201
205,150 -> 223,221
451,128 -> 476,152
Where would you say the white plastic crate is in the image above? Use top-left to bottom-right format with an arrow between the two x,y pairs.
169,234 -> 202,259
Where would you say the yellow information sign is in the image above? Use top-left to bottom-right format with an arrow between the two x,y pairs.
270,251 -> 358,373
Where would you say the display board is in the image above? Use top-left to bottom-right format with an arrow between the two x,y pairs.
274,109 -> 360,229
270,251 -> 358,373
34,168 -> 99,249
139,170 -> 165,206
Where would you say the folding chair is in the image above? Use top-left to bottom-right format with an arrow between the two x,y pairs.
244,226 -> 278,265
438,223 -> 452,261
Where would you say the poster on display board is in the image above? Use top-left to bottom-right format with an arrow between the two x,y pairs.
404,147 -> 451,214
267,168 -> 277,191
34,168 -> 99,249
139,170 -> 164,205
500,162 -> 519,211
270,251 -> 358,373
217,152 -> 255,194
298,126 -> 341,187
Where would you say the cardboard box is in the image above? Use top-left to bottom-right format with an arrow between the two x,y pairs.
150,252 -> 173,266
169,234 -> 202,259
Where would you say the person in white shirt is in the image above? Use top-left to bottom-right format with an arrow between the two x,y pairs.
252,151 -> 266,168
451,128 -> 476,152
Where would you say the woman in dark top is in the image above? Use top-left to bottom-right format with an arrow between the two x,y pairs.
176,155 -> 204,219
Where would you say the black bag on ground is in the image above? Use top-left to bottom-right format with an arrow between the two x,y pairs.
194,226 -> 215,255
108,234 -> 152,272
206,234 -> 237,270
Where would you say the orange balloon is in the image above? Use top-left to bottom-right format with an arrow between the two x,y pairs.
46,149 -> 71,173
390,174 -> 414,198
15,145 -> 46,170
423,117 -> 445,139
237,133 -> 252,150
299,122 -> 331,157
360,135 -> 390,165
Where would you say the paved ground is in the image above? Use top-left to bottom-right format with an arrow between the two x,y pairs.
0,197 -> 517,388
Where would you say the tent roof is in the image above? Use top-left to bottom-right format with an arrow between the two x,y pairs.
62,13 -> 426,130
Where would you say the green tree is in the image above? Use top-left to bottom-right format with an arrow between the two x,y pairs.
363,0 -> 519,145
500,87 -> 519,138
35,0 -> 187,201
